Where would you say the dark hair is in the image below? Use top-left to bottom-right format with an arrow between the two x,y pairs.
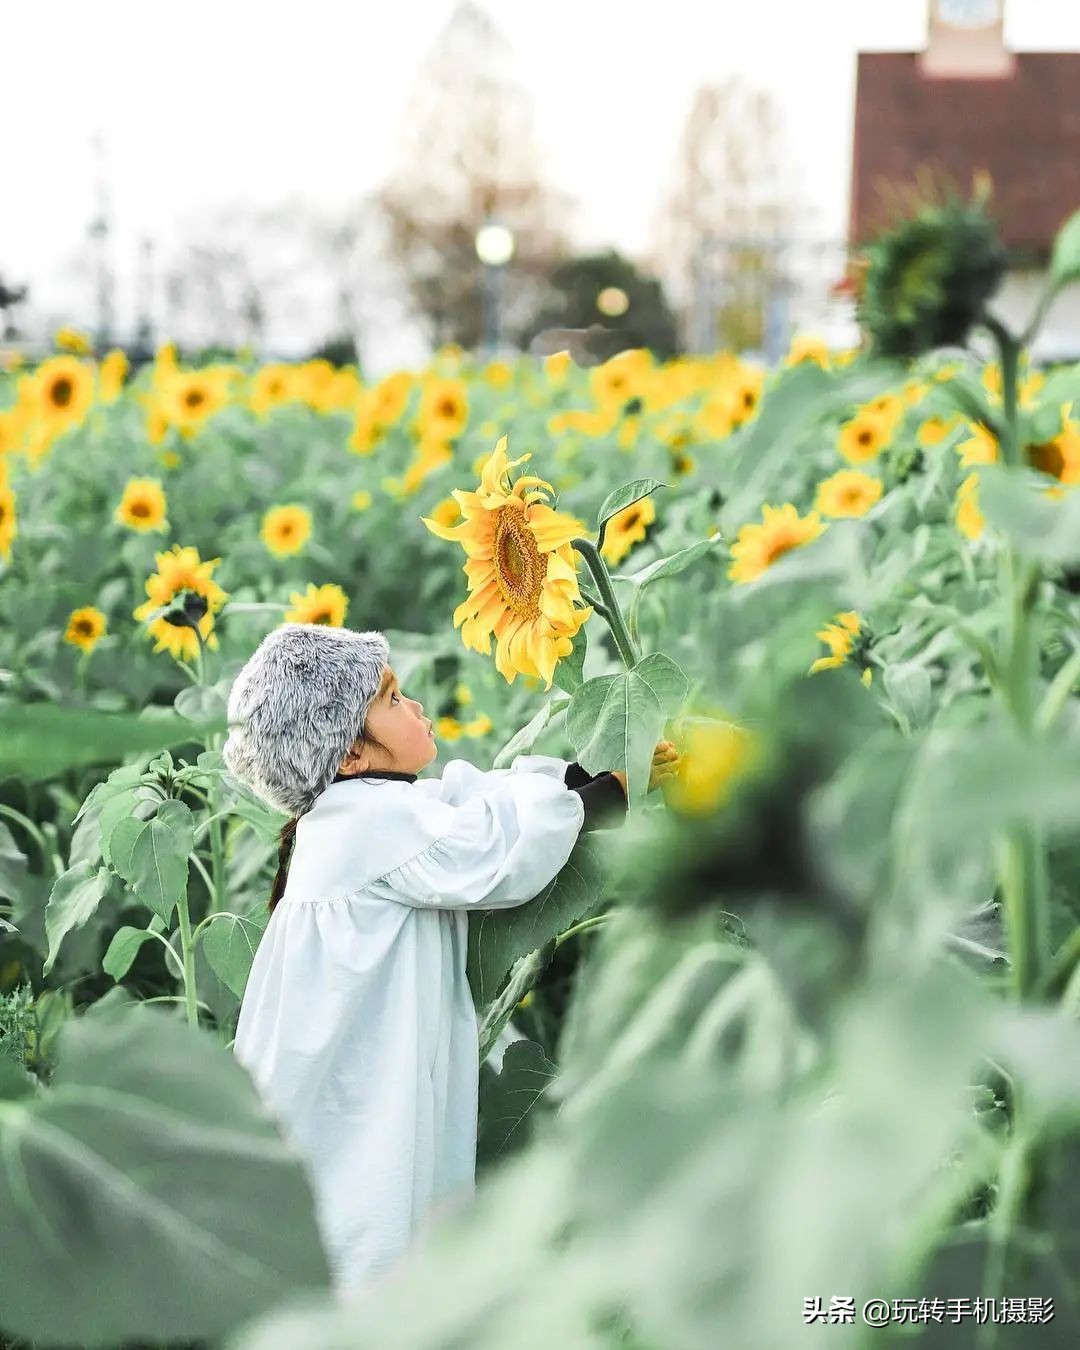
268,726 -> 387,915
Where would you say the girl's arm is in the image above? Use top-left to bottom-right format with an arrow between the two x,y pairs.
367,770 -> 588,912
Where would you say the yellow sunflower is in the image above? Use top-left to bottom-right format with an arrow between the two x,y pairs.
114,478 -> 168,533
483,360 -> 514,390
1026,409 -> 1080,488
54,326 -> 93,355
371,371 -> 413,428
814,469 -> 883,519
727,503 -> 827,584
956,422 -> 998,468
64,606 -> 107,653
729,364 -> 765,428
98,350 -> 129,403
30,356 -> 95,437
954,473 -> 985,541
601,497 -> 656,565
547,406 -> 618,438
421,435 -> 592,687
809,611 -> 861,673
133,545 -> 228,661
284,583 -> 348,626
0,484 -> 16,560
402,436 -> 453,495
662,715 -> 757,817
589,349 -> 653,408
351,489 -> 373,512
430,496 -> 462,529
785,334 -> 830,368
261,504 -> 312,557
543,350 -> 573,382
419,377 -> 469,440
463,712 -> 493,737
0,409 -> 24,458
248,363 -> 297,415
838,411 -> 892,464
917,414 -> 960,447
159,368 -> 231,438
436,715 -> 464,741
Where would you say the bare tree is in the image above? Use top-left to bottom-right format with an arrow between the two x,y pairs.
375,0 -> 573,349
650,79 -> 797,352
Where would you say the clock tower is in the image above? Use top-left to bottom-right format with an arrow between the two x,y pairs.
920,0 -> 1015,78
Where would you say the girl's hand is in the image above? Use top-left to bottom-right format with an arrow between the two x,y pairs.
648,739 -> 680,791
610,742 -> 680,799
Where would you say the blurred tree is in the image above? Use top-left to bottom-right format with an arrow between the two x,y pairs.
517,251 -> 680,358
308,334 -> 359,368
375,0 -> 572,350
0,274 -> 29,341
650,79 -> 797,353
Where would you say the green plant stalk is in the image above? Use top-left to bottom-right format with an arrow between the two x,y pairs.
174,890 -> 200,1028
573,538 -> 639,669
985,320 -> 1050,1002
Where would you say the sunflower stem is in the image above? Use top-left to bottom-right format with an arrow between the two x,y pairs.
573,539 -> 640,669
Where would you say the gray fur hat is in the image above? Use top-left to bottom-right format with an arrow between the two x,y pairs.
222,623 -> 389,817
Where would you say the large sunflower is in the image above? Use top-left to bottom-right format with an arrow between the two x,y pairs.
422,436 -> 592,687
133,545 -> 228,660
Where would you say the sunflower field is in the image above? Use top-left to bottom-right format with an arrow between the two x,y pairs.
5,201 -> 1080,1348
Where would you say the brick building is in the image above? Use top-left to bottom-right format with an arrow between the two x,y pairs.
850,0 -> 1080,359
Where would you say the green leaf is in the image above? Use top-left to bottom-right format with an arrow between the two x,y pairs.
109,799 -> 194,925
882,663 -> 933,733
0,822 -> 29,904
978,463 -> 1080,563
202,912 -> 268,999
102,925 -> 159,982
467,838 -> 604,1008
99,785 -> 162,869
72,761 -> 143,826
0,1056 -> 36,1101
552,626 -> 587,695
492,697 -> 570,770
565,656 -> 687,804
174,683 -> 228,724
1048,207 -> 1080,295
0,702 -> 222,784
619,537 -> 723,590
42,862 -> 112,977
477,1039 -> 558,1166
0,1004 -> 331,1345
595,478 -> 666,550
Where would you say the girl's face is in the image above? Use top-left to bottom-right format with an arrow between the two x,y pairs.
339,665 -> 437,776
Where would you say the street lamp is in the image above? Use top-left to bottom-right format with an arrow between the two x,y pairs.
475,221 -> 516,356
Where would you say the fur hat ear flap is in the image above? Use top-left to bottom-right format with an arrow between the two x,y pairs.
222,624 -> 389,816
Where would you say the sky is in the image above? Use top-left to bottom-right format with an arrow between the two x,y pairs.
3,0 -> 1078,364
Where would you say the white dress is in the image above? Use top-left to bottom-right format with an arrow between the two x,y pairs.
231,754 -> 586,1296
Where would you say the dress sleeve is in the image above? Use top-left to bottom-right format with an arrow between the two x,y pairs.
368,769 -> 586,911
435,754 -> 573,807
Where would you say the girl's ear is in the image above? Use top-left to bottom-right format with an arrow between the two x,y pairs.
339,739 -> 371,775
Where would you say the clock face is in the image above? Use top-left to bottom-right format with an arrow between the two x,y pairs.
938,0 -> 1001,27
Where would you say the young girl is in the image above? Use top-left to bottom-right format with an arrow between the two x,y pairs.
222,622 -> 677,1298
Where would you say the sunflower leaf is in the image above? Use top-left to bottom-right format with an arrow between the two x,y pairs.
978,464 -> 1080,563
618,537 -> 724,590
595,478 -> 666,551
102,925 -> 159,982
1048,208 -> 1080,297
493,698 -> 570,770
42,862 -> 113,978
0,1004 -> 331,1344
108,800 -> 194,926
565,666 -> 671,805
467,836 -> 604,1006
202,912 -> 268,1000
477,1038 -> 559,1167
